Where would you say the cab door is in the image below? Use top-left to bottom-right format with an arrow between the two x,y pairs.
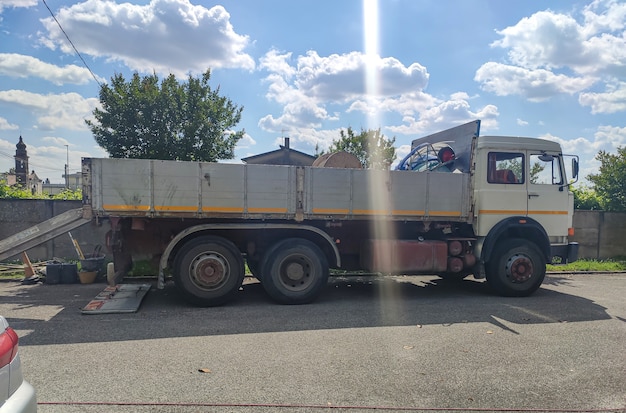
526,152 -> 570,237
475,151 -> 528,236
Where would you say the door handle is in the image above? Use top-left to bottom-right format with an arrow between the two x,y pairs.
528,193 -> 540,198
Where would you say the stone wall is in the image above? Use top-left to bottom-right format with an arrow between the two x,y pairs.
0,200 -> 624,263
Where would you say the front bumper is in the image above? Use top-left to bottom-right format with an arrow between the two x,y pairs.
551,242 -> 579,264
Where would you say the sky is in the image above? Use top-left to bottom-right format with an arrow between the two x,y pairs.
0,0 -> 625,184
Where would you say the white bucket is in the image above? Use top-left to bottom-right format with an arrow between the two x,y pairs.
106,262 -> 116,286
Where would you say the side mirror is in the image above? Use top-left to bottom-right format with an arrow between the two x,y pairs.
571,157 -> 579,180
561,155 -> 580,189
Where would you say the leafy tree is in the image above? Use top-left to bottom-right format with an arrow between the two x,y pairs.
529,163 -> 545,184
571,185 -> 602,210
0,180 -> 44,199
49,188 -> 82,200
320,127 -> 396,169
0,179 -> 83,200
87,70 -> 244,161
588,147 -> 626,211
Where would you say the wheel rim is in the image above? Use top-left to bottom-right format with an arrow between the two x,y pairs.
505,253 -> 534,283
189,252 -> 230,291
278,254 -> 314,292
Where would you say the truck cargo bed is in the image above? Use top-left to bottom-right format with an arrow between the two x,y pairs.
84,158 -> 472,222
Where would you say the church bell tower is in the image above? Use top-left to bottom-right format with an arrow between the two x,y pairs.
15,136 -> 29,187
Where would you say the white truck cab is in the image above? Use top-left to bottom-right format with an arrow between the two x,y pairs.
473,136 -> 577,260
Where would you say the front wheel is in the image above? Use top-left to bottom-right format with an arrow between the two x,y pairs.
174,236 -> 244,306
486,238 -> 546,297
261,238 -> 329,304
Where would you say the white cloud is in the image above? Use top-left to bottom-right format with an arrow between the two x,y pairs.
582,0 -> 626,36
259,50 -> 296,79
387,96 -> 499,135
0,0 -> 36,13
579,80 -> 626,114
347,91 -> 438,117
0,117 -> 18,130
41,136 -> 71,147
0,90 -> 99,131
235,133 -> 256,149
474,62 -> 597,101
259,50 -> 493,140
476,0 -> 626,113
394,144 -> 411,167
293,51 -> 429,101
590,124 -> 626,151
286,128 -> 343,153
0,53 -> 103,85
38,0 -> 255,77
541,124 -> 626,183
517,118 -> 529,126
492,11 -> 591,71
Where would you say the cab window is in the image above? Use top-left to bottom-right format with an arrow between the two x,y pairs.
487,152 -> 524,184
530,154 -> 563,185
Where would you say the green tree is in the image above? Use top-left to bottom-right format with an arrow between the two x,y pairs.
0,180 -> 45,199
321,127 -> 396,169
86,70 -> 244,161
571,185 -> 603,210
588,147 -> 626,211
529,163 -> 545,184
0,179 -> 82,200
50,188 -> 82,200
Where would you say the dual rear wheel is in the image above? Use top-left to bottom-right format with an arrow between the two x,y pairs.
259,238 -> 329,305
175,236 -> 328,306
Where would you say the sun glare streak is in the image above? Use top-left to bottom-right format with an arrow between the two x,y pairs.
363,0 -> 400,319
363,0 -> 380,107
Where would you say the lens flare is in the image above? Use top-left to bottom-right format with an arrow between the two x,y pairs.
363,0 -> 401,320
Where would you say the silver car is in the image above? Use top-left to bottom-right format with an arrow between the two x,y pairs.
0,316 -> 36,413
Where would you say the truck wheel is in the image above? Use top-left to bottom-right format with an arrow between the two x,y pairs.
486,238 -> 546,297
261,238 -> 329,304
174,236 -> 244,306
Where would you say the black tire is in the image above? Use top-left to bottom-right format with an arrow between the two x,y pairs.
173,236 -> 244,306
486,238 -> 546,297
261,238 -> 329,304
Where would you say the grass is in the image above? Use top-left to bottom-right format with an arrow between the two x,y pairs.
127,260 -> 158,277
1,258 -> 625,280
547,258 -> 626,272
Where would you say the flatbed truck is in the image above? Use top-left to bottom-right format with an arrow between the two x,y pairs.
0,120 -> 579,305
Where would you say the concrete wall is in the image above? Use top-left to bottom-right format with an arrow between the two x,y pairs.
572,210 -> 626,259
0,200 -> 624,263
0,199 -> 110,262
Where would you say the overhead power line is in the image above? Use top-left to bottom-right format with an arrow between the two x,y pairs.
41,0 -> 102,87
0,150 -> 73,174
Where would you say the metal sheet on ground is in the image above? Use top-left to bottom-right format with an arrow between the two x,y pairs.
81,284 -> 150,314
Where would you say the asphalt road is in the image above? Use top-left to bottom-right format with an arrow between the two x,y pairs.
2,273 -> 625,413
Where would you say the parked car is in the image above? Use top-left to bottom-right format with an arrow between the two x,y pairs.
0,316 -> 37,412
